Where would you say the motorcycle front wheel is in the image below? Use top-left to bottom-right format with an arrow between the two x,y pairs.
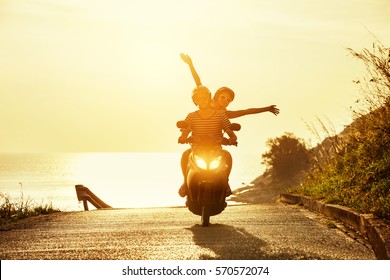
201,207 -> 210,227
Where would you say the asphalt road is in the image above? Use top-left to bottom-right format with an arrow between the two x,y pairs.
0,203 -> 375,260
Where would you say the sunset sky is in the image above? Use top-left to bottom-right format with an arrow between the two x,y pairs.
1,0 -> 389,155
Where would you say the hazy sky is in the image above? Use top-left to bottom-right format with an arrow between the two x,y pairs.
1,0 -> 389,154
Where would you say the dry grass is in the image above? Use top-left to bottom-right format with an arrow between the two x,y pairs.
0,192 -> 60,225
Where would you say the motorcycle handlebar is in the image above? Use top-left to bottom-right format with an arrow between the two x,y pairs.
221,137 -> 238,147
177,120 -> 241,132
177,120 -> 239,146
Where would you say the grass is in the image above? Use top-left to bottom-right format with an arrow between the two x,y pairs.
0,192 -> 60,225
293,41 -> 390,221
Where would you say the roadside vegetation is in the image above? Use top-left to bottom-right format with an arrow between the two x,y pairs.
262,42 -> 389,221
262,132 -> 310,181
0,192 -> 60,225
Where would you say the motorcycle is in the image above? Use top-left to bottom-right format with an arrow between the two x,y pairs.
177,121 -> 241,227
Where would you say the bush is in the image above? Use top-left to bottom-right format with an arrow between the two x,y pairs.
296,42 -> 390,220
262,132 -> 310,180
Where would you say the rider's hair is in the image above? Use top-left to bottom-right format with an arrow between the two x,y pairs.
213,87 -> 235,102
192,85 -> 211,105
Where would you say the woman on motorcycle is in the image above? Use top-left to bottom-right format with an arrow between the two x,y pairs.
178,85 -> 237,197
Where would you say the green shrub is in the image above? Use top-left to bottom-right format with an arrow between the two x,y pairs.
262,132 -> 310,180
295,42 -> 390,220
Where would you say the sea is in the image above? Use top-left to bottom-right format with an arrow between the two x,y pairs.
0,151 -> 263,211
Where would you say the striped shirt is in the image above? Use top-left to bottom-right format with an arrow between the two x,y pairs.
183,110 -> 231,140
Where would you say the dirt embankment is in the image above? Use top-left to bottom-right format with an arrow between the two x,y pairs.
229,172 -> 298,204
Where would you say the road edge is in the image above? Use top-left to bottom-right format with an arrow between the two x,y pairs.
279,193 -> 390,260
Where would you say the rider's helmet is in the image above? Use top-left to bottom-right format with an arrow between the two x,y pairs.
213,87 -> 235,103
192,85 -> 212,106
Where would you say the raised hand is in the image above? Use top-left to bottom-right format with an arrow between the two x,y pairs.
268,105 -> 280,116
180,53 -> 193,65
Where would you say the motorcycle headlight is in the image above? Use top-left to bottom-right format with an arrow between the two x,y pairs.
209,155 -> 222,170
195,155 -> 207,170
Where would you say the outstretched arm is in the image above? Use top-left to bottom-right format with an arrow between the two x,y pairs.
180,53 -> 202,86
226,105 -> 280,119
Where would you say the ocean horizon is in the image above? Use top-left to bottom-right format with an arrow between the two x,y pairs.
0,151 -> 263,211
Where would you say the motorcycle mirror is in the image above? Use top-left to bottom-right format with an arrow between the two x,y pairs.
230,123 -> 241,131
176,120 -> 189,129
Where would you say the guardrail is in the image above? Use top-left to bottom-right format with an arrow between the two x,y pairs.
75,184 -> 112,211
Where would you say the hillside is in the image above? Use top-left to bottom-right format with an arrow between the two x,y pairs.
231,43 -> 389,220
229,171 -> 298,204
230,102 -> 389,218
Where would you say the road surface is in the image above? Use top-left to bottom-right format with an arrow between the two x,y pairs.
0,203 -> 375,260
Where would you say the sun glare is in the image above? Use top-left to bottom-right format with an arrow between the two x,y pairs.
67,153 -> 183,208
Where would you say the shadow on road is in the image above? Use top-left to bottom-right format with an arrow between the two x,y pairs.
186,223 -> 320,260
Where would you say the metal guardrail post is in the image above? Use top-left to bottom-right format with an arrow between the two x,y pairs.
75,184 -> 112,211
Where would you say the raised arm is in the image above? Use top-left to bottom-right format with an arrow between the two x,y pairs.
180,53 -> 202,86
226,105 -> 280,119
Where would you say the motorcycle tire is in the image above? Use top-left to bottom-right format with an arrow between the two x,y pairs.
201,207 -> 210,227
